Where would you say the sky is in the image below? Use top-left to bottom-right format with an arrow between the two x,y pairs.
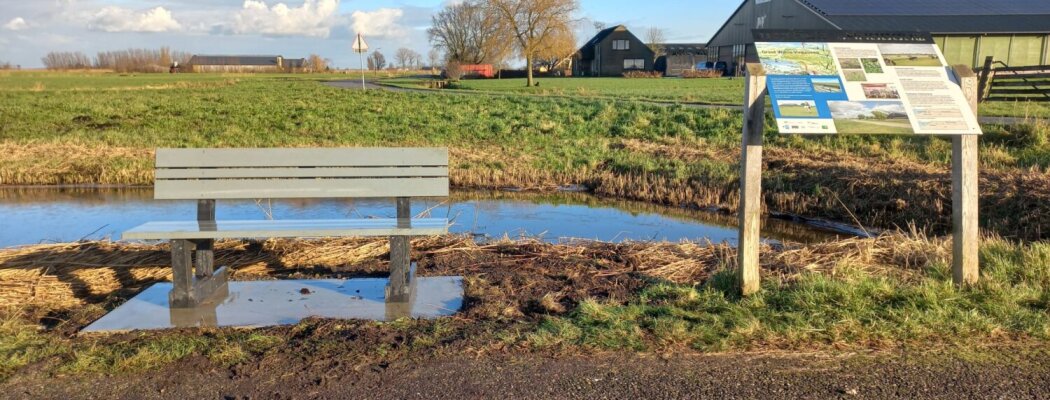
0,0 -> 740,68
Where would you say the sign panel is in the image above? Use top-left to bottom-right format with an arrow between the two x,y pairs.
753,30 -> 982,136
352,34 -> 369,53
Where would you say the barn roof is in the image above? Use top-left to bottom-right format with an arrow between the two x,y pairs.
189,55 -> 283,66
660,43 -> 707,56
801,0 -> 1050,33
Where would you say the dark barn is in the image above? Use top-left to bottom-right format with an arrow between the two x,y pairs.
707,0 -> 1050,75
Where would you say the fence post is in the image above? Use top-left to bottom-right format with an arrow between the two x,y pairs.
952,65 -> 981,286
977,56 -> 994,101
738,64 -> 767,296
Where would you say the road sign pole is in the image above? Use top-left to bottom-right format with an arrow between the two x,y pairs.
360,51 -> 366,91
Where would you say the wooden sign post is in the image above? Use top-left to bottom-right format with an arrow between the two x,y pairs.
737,64 -> 981,296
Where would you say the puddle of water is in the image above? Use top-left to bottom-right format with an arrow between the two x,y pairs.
0,187 -> 849,248
82,277 -> 464,333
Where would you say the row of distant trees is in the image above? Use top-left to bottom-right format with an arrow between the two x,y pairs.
42,48 -> 191,72
0,61 -> 16,70
40,48 -> 332,73
427,0 -> 578,86
366,48 -> 441,71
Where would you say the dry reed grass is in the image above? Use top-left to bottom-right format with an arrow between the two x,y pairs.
0,233 -> 948,311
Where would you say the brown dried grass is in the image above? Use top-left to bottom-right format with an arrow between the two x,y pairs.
0,233 -> 948,311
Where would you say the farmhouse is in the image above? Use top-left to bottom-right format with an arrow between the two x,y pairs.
656,43 -> 708,76
187,55 -> 306,73
574,25 -> 656,77
707,0 -> 1050,74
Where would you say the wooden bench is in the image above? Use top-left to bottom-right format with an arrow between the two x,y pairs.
123,148 -> 450,308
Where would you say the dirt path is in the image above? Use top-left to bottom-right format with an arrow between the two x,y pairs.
4,350 -> 1048,399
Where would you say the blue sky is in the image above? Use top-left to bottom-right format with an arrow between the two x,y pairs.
0,0 -> 740,68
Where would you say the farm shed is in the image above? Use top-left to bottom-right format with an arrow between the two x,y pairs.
574,25 -> 656,77
187,55 -> 306,73
707,0 -> 1050,75
656,43 -> 708,76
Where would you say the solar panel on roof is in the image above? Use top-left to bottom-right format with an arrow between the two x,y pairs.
802,0 -> 1050,16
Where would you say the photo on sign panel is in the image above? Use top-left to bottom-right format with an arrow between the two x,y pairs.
776,100 -> 819,118
861,58 -> 884,73
878,43 -> 942,67
838,58 -> 862,69
843,69 -> 866,82
828,101 -> 913,134
756,43 -> 837,75
811,77 -> 843,93
861,83 -> 900,99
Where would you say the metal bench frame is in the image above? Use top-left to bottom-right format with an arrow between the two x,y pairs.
124,148 -> 450,308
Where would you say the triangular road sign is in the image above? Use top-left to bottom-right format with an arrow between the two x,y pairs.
352,34 -> 369,53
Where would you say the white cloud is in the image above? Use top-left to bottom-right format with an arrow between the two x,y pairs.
88,6 -> 183,33
232,0 -> 340,37
350,8 -> 407,39
3,17 -> 29,31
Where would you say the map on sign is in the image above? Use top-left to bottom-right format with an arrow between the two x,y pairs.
754,32 -> 982,136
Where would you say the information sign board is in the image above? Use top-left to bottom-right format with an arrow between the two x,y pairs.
753,30 -> 982,135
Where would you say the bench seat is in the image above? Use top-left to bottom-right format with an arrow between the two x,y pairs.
123,218 -> 449,241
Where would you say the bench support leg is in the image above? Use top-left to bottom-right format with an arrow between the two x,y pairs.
169,239 -> 229,309
387,236 -> 415,303
194,240 -> 215,278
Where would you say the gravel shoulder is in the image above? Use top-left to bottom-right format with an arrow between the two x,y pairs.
4,348 -> 1049,399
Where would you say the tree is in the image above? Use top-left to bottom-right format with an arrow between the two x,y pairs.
367,50 -> 386,71
487,0 -> 579,87
395,48 -> 422,70
305,54 -> 329,72
533,26 -> 576,72
427,49 -> 443,71
645,27 -> 666,57
42,51 -> 92,70
428,1 -> 509,65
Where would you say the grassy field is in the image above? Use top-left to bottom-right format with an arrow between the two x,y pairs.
379,75 -> 1050,118
778,104 -> 819,117
390,76 -> 746,105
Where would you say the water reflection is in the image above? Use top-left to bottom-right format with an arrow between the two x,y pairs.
0,187 -> 849,248
82,277 -> 465,332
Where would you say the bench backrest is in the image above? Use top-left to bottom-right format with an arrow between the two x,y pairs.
154,148 -> 449,200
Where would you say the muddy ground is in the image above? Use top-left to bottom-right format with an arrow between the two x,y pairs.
1,236 -> 1047,399
5,349 -> 1049,399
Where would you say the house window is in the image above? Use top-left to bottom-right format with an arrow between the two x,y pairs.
613,40 -> 630,50
624,59 -> 645,70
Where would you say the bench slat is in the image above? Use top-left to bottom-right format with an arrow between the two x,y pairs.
156,167 -> 448,180
156,148 -> 448,168
122,218 -> 449,240
155,177 -> 449,200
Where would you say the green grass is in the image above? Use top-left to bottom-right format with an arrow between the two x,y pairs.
778,104 -> 819,118
378,74 -> 1050,118
527,238 -> 1050,351
391,76 -> 746,105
